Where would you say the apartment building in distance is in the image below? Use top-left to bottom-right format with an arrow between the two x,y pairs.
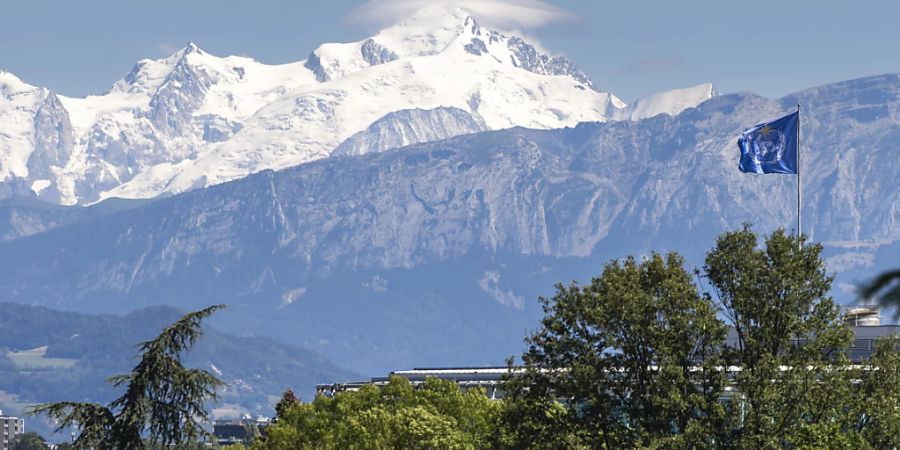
0,410 -> 23,450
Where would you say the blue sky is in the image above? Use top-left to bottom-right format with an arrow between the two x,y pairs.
1,0 -> 896,102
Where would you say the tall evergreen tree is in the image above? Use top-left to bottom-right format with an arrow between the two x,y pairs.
30,305 -> 226,449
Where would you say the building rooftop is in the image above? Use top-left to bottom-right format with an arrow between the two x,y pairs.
319,313 -> 900,395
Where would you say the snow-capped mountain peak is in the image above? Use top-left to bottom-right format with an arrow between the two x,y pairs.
0,70 -> 38,95
0,9 -> 713,205
0,71 -> 49,187
304,7 -> 480,83
304,6 -> 597,90
182,41 -> 202,55
374,6 -> 476,57
620,83 -> 717,120
113,43 -> 219,93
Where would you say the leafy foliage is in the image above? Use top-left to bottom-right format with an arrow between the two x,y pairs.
29,305 -> 225,449
9,432 -> 50,450
847,337 -> 900,448
704,227 -> 852,447
259,376 -> 501,450
503,252 -> 727,448
273,389 -> 299,420
500,227 -> 900,449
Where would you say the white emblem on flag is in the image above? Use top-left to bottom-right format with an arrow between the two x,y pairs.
751,124 -> 786,164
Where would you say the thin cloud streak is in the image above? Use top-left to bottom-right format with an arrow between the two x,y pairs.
155,43 -> 183,57
348,0 -> 574,31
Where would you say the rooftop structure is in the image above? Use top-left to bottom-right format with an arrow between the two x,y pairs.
317,367 -> 516,399
843,306 -> 882,327
212,416 -> 270,446
319,313 -> 900,398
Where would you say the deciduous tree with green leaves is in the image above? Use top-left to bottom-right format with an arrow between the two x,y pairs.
846,336 -> 900,448
30,305 -> 226,450
9,432 -> 49,450
704,227 -> 853,448
259,376 -> 501,450
502,252 -> 727,449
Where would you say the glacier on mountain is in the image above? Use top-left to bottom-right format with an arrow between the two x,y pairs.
0,7 -> 714,205
615,83 -> 717,121
333,107 -> 487,157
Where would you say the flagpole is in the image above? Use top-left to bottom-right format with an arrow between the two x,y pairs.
797,103 -> 802,250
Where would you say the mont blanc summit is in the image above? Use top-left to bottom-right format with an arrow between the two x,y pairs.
0,7 -> 713,205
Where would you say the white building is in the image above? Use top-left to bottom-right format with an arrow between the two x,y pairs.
0,410 -> 24,450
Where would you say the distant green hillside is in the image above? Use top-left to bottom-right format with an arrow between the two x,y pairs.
0,303 -> 357,436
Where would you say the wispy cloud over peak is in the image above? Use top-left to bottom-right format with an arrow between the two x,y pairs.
348,0 -> 574,31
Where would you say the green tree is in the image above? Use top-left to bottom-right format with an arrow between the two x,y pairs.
259,376 -> 501,450
503,252 -> 727,449
30,305 -> 226,449
785,421 -> 870,450
496,391 -> 590,450
848,336 -> 900,448
704,226 -> 853,448
273,389 -> 299,421
9,432 -> 48,450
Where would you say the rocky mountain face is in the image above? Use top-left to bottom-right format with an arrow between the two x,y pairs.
0,7 -> 714,206
0,73 -> 896,374
0,195 -> 149,242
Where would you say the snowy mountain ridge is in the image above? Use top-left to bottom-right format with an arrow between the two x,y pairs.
0,7 -> 715,205
614,83 -> 716,121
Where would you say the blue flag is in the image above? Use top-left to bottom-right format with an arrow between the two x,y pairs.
737,111 -> 799,174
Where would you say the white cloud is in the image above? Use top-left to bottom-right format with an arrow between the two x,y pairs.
478,271 -> 524,310
348,0 -> 574,31
154,43 -> 182,57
